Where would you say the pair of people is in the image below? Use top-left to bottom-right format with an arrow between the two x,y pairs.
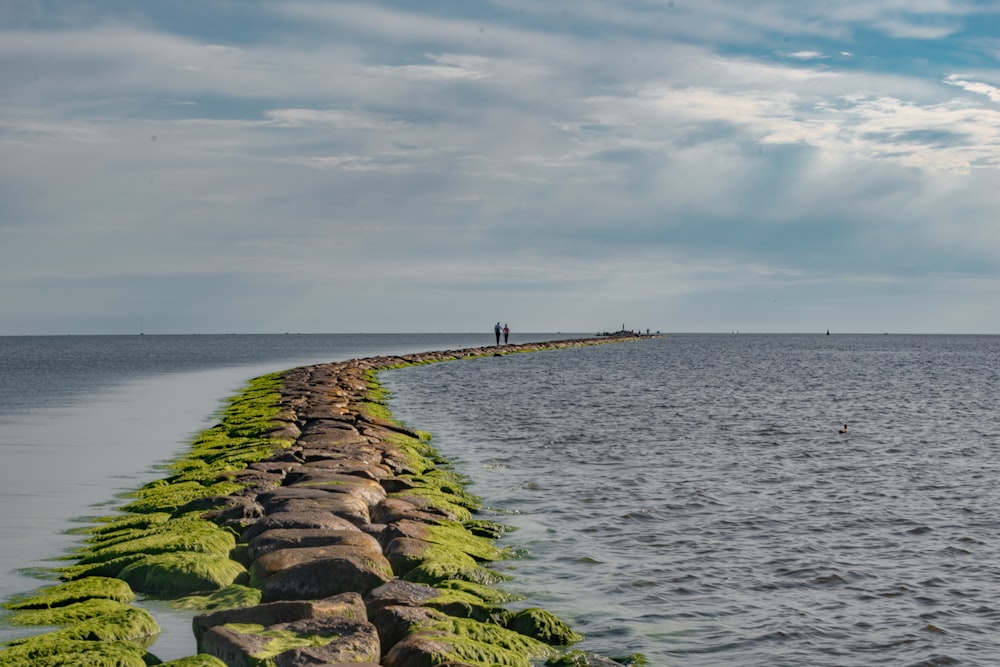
494,322 -> 510,345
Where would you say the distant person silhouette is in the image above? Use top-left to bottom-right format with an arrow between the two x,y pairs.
503,323 -> 510,344
839,424 -> 849,434
494,322 -> 502,345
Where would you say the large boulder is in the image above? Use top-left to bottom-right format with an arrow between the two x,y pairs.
240,511 -> 358,543
251,546 -> 392,602
248,528 -> 381,560
194,592 -> 366,643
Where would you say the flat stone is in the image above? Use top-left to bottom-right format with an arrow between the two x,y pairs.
240,512 -> 358,543
248,528 -> 381,560
284,472 -> 386,506
254,547 -> 393,602
371,498 -> 445,525
263,496 -> 371,527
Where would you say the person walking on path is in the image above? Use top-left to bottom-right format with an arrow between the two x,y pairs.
494,322 -> 502,345
503,323 -> 510,344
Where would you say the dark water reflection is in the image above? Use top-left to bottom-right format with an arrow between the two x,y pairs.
383,334 -> 1000,666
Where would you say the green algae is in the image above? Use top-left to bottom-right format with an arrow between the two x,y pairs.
117,552 -> 247,597
403,556 -> 513,587
547,650 -> 648,666
4,577 -> 135,610
172,584 -> 262,611
0,639 -> 154,667
158,655 -> 229,667
5,606 -> 159,645
72,517 -> 236,566
222,623 -> 337,663
122,480 -> 246,515
412,615 -> 556,667
5,599 -> 130,626
506,608 -> 583,646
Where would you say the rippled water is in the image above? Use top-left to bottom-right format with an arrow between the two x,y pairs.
382,334 -> 1000,666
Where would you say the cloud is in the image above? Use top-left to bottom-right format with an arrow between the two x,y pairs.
1,1 -> 1000,333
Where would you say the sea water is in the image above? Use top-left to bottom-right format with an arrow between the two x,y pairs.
2,333 -> 999,666
383,334 -> 1000,666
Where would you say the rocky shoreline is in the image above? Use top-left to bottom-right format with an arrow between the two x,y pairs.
1,335 -> 655,667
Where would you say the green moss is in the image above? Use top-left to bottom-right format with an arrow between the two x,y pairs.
413,616 -> 555,667
4,577 -> 135,610
117,552 -> 247,597
80,513 -> 172,537
403,557 -> 512,587
72,518 -> 236,565
158,655 -> 229,667
464,519 -> 515,539
424,521 -> 511,562
546,651 -> 647,666
5,599 -> 131,626
222,623 -> 338,661
171,584 -> 262,611
5,606 -> 159,645
435,579 -> 522,604
0,639 -> 153,667
56,554 -> 147,581
506,608 -> 583,646
121,480 -> 245,515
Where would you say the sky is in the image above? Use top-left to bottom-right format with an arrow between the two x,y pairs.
2,1 -> 1000,335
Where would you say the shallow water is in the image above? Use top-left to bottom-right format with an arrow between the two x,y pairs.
382,334 -> 1000,666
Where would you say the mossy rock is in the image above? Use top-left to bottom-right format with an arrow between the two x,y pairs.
122,480 -> 245,514
506,608 -> 583,646
220,622 -> 339,661
546,650 -> 644,666
403,557 -> 512,587
408,615 -> 556,667
423,521 -> 511,562
0,639 -> 153,667
159,655 -> 229,667
426,587 -> 506,623
464,519 -> 515,539
74,518 -> 236,565
5,598 -> 131,626
118,552 -> 247,597
5,606 -> 159,645
4,577 -> 135,610
172,584 -> 262,611
435,579 -> 522,604
82,512 -> 172,537
56,554 -> 148,581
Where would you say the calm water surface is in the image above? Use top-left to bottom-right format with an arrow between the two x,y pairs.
383,334 -> 1000,666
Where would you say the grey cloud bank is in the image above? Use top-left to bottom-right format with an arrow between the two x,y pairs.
2,1 -> 999,334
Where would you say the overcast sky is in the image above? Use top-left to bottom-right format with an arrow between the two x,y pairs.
2,1 -> 1000,335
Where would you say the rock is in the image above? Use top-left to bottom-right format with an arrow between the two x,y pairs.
382,537 -> 432,576
248,528 -> 382,560
193,592 -> 367,643
368,605 -> 444,659
201,616 -> 380,667
240,512 -> 358,543
284,471 -> 387,506
381,631 -> 455,667
371,498 -> 445,525
252,547 -> 392,602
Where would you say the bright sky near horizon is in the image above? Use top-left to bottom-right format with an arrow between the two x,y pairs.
2,1 -> 1000,335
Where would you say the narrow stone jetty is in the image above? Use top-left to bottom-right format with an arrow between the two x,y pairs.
1,335 -> 654,667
